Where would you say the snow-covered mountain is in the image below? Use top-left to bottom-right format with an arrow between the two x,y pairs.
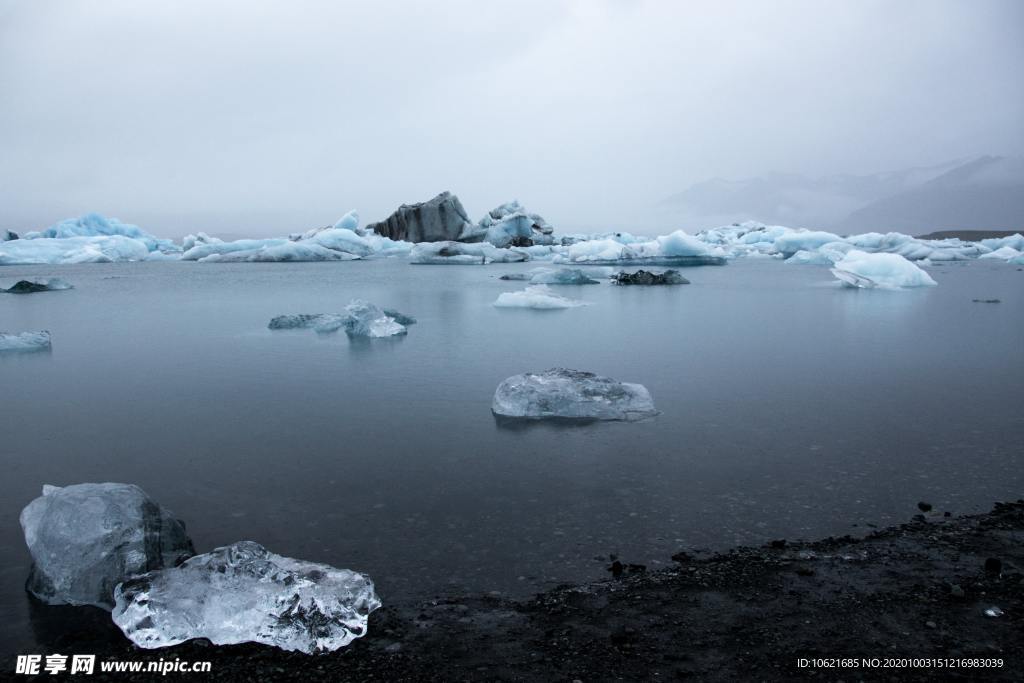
661,156 -> 1024,235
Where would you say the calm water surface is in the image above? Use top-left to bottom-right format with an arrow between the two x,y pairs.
1,258 -> 1022,654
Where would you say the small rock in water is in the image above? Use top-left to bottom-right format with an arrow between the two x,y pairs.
112,541 -> 381,654
770,539 -> 788,549
492,368 -> 658,421
917,501 -> 933,512
971,298 -> 1001,304
610,269 -> 689,285
949,584 -> 965,599
20,483 -> 194,609
984,557 -> 1002,576
499,273 -> 531,281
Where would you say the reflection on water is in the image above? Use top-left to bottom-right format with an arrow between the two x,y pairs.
0,258 -> 1021,654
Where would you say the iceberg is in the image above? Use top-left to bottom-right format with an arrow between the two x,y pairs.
610,269 -> 689,285
0,235 -> 150,265
830,250 -> 938,289
978,246 -> 1021,261
560,230 -> 727,266
3,278 -> 73,293
0,330 -> 52,352
270,302 -> 415,338
2,229 -> 17,241
772,230 -> 844,257
462,200 -> 556,247
410,241 -> 529,265
492,368 -> 658,421
112,541 -> 381,654
198,242 -> 361,263
333,210 -> 360,231
19,483 -> 194,609
24,213 -> 175,253
493,285 -> 589,309
367,191 -> 472,243
529,268 -> 600,285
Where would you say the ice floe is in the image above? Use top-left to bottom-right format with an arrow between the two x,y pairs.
0,331 -> 52,352
112,540 -> 380,653
493,285 -> 589,309
830,251 -> 938,289
269,301 -> 416,338
492,368 -> 658,421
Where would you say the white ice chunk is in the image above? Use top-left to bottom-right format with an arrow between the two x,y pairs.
112,541 -> 380,654
493,284 -> 589,309
19,483 -> 194,609
492,368 -> 658,421
0,330 -> 52,352
333,210 -> 360,231
831,250 -> 938,289
978,246 -> 1021,261
773,230 -> 843,256
198,243 -> 361,263
0,235 -> 150,265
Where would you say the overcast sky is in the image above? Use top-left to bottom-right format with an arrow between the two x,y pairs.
1,0 -> 1022,237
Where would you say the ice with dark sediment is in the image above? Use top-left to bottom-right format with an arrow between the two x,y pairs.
111,541 -> 381,654
269,301 -> 416,337
19,483 -> 194,609
492,368 -> 658,421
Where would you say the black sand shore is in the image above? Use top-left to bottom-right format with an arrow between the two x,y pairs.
18,501 -> 1023,681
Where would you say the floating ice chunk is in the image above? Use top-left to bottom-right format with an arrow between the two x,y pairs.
410,241 -> 529,265
610,269 -> 689,285
831,250 -> 937,289
978,246 -> 1021,261
980,233 -> 1024,251
0,235 -> 150,265
562,232 -> 726,266
493,285 -> 589,309
112,541 -> 380,654
2,229 -> 18,241
0,330 -> 52,352
341,300 -> 408,337
529,268 -> 600,285
462,200 -> 556,247
269,303 -> 415,338
784,242 -> 851,265
24,213 -> 174,252
3,278 -> 73,294
19,483 -> 194,609
492,368 -> 658,421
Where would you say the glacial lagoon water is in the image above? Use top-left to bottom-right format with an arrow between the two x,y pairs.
1,258 -> 1022,654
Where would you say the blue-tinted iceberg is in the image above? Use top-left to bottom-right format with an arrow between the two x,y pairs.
0,330 -> 52,352
24,213 -> 176,253
112,541 -> 380,654
493,285 -> 589,309
558,230 -> 727,266
463,200 -> 556,247
492,368 -> 658,421
978,246 -> 1021,261
19,483 -> 194,609
831,250 -> 938,289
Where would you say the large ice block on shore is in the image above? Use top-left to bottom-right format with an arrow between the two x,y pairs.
111,541 -> 381,654
492,368 -> 658,421
19,483 -> 194,609
831,250 -> 938,289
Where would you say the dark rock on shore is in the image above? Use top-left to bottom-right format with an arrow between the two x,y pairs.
39,501 -> 1024,681
367,191 -> 472,243
611,269 -> 690,285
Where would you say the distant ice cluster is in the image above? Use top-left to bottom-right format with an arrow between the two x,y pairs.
3,204 -> 1022,290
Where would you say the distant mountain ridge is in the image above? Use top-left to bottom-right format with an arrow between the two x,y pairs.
661,156 -> 1024,235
